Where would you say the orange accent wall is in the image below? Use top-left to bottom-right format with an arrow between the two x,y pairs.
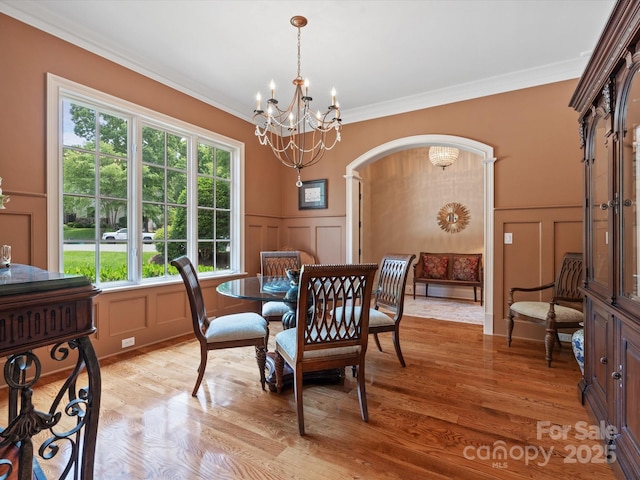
0,13 -> 584,363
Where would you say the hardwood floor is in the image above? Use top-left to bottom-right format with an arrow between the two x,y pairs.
5,316 -> 617,479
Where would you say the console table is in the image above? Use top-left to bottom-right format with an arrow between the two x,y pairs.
0,264 -> 101,480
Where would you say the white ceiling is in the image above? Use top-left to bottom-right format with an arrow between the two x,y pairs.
0,0 -> 616,124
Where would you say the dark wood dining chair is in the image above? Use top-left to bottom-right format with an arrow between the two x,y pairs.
171,256 -> 269,395
505,252 -> 584,367
260,250 -> 301,322
368,253 -> 416,367
274,263 -> 378,435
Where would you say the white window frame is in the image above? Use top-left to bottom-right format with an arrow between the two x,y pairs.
46,74 -> 246,286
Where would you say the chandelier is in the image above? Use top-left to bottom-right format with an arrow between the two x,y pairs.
253,16 -> 342,187
429,146 -> 459,170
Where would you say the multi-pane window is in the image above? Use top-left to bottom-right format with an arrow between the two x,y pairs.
195,141 -> 232,271
62,101 -> 132,284
52,76 -> 242,287
140,126 -> 188,279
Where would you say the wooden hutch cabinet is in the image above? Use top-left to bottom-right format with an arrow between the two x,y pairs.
570,1 -> 640,478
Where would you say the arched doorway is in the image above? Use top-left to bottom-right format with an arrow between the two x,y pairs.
345,135 -> 496,334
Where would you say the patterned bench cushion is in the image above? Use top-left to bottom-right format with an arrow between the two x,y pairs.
422,254 -> 449,279
451,255 -> 480,281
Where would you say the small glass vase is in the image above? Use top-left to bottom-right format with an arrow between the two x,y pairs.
0,245 -> 11,269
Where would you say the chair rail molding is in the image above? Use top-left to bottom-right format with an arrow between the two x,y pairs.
344,134 -> 496,334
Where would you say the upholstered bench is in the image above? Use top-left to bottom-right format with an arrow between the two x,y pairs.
412,252 -> 483,305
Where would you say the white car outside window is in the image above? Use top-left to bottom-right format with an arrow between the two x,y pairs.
102,228 -> 154,243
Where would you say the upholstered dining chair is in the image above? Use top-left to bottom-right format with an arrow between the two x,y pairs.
171,256 -> 269,395
274,263 -> 378,435
260,250 -> 301,322
368,253 -> 416,367
505,252 -> 584,367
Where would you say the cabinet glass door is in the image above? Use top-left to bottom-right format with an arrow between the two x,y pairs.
621,71 -> 640,304
590,114 -> 610,290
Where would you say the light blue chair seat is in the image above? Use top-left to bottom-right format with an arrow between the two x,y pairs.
205,313 -> 267,343
262,301 -> 290,318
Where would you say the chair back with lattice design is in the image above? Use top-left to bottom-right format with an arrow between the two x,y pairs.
279,246 -> 317,266
553,252 -> 584,308
171,256 -> 210,340
375,254 -> 416,318
260,251 -> 301,277
294,263 -> 378,360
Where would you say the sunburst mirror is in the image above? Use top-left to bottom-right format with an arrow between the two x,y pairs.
437,202 -> 470,233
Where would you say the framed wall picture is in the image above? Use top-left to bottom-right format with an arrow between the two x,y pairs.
298,179 -> 328,210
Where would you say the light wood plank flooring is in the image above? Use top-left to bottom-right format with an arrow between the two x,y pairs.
5,316 -> 617,479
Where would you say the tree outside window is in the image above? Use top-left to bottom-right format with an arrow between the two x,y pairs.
61,98 -> 236,285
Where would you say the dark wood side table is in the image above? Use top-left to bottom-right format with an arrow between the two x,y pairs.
0,264 -> 101,480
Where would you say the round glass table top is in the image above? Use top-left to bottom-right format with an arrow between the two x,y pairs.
216,276 -> 295,302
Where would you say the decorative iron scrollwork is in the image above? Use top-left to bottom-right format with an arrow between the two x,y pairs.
0,337 -> 100,479
0,353 -> 59,452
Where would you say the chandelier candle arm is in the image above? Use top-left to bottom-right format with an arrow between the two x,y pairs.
253,15 -> 342,187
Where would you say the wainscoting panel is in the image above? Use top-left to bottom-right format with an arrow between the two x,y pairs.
246,214 -> 346,267
503,221 -> 543,300
156,290 -> 187,326
284,226 -> 312,250
109,295 -> 148,335
265,225 -> 280,250
0,212 -> 31,264
553,220 -> 582,268
316,225 -> 344,264
280,216 -> 346,264
0,192 -> 47,268
92,284 -> 193,358
494,205 -> 582,342
246,223 -> 263,274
